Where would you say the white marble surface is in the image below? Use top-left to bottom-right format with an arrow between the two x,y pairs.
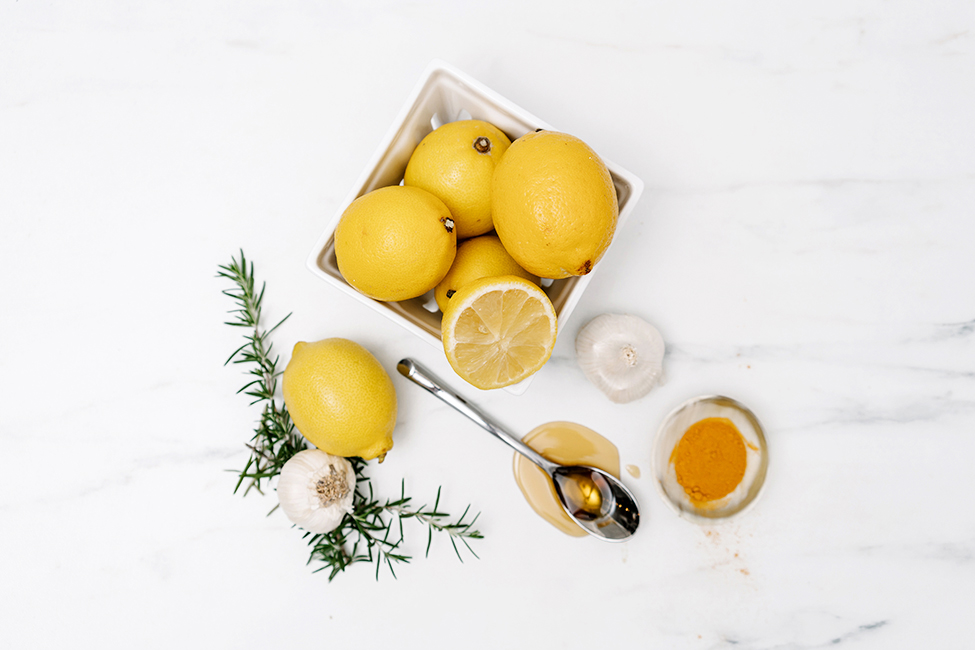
2,1 -> 974,647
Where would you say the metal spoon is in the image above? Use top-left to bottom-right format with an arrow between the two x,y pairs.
397,358 -> 640,541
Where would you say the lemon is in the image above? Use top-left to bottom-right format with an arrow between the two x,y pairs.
404,120 -> 512,239
434,234 -> 539,313
492,130 -> 618,279
282,338 -> 397,461
334,186 -> 456,302
441,275 -> 558,390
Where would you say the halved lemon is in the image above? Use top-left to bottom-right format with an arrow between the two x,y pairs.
441,275 -> 558,389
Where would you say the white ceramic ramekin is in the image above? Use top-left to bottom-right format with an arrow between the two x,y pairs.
307,60 -> 644,394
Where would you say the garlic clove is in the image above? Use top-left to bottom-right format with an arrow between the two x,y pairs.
276,449 -> 356,534
575,314 -> 665,404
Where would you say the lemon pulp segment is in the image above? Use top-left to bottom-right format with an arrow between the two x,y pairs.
442,276 -> 557,389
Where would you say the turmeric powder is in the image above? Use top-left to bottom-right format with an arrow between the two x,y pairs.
672,417 -> 746,503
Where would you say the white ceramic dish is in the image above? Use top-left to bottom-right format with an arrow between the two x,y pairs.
306,60 -> 644,394
651,395 -> 769,524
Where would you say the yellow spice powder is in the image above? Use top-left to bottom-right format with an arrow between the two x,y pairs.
672,417 -> 747,503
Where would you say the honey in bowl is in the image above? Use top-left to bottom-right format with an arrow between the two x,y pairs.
512,421 -> 620,537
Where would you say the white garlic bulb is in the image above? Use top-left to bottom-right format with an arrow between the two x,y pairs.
276,449 -> 356,533
575,314 -> 665,404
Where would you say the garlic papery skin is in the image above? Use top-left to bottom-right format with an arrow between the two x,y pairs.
276,449 -> 356,534
575,314 -> 665,404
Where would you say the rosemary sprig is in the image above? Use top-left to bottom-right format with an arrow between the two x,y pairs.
306,466 -> 483,581
219,251 -> 483,579
217,250 -> 303,496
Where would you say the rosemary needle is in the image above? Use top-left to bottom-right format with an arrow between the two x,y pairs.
218,250 -> 483,579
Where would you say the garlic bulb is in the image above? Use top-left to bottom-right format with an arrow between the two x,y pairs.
575,314 -> 665,404
277,449 -> 356,533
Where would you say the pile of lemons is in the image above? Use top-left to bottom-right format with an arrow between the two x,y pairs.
334,120 -> 619,391
279,122 -> 618,462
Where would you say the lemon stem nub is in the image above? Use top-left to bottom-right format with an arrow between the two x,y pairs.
473,136 -> 492,154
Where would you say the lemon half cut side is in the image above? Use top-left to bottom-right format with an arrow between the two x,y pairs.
441,275 -> 558,390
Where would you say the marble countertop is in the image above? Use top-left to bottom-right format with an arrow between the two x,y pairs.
2,2 -> 973,648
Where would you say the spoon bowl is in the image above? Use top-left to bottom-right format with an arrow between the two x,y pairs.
551,465 -> 640,540
397,358 -> 640,541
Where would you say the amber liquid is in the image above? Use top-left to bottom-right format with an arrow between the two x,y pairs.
553,468 -> 615,521
512,421 -> 621,537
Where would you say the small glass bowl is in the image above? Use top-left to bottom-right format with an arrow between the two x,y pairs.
651,395 -> 769,524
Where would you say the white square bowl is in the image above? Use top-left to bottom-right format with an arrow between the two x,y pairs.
306,60 -> 644,394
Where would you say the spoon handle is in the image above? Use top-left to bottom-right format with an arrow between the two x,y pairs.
396,358 -> 556,473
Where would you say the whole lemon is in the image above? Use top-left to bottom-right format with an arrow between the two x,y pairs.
434,234 -> 539,312
404,120 -> 512,239
492,131 -> 618,279
282,338 -> 397,461
335,186 -> 456,301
